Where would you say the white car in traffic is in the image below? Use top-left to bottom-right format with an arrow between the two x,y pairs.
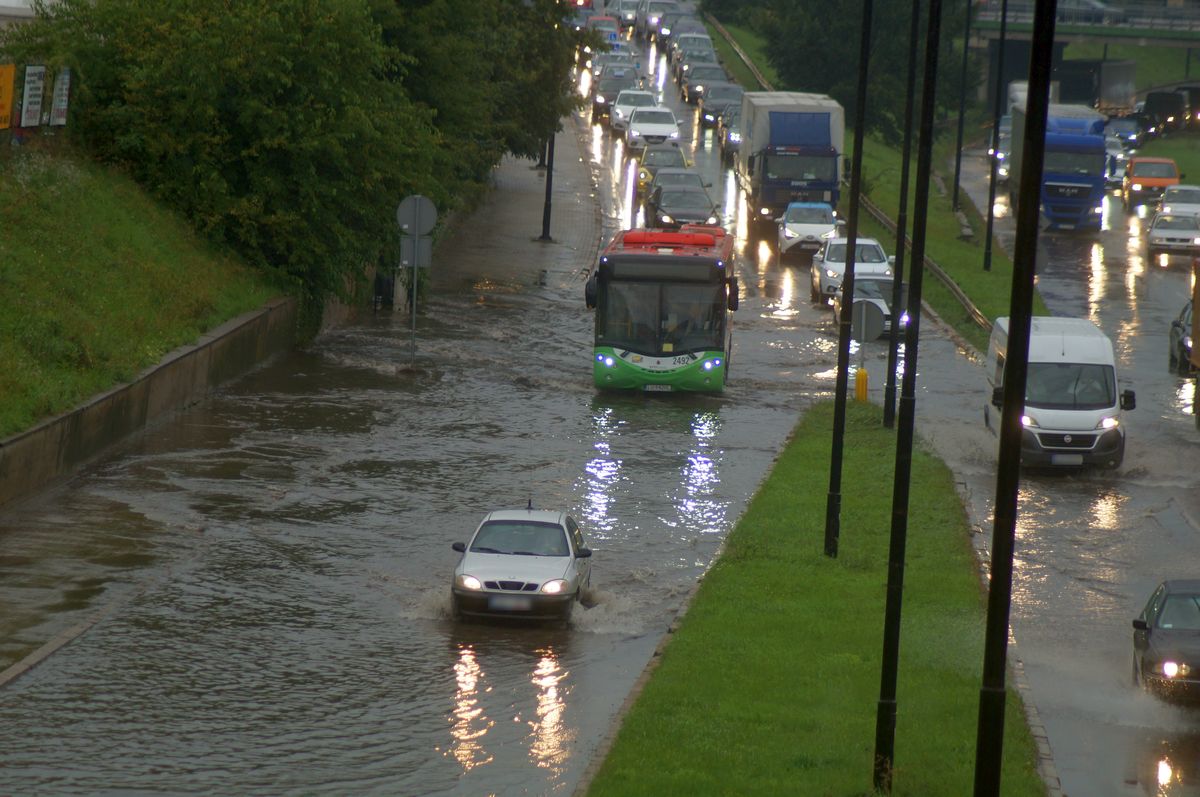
625,106 -> 681,151
810,236 -> 894,303
776,201 -> 839,264
451,508 -> 593,622
611,89 -> 657,133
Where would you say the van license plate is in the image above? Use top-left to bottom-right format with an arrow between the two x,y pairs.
644,384 -> 673,392
489,595 -> 533,611
1051,453 -> 1084,466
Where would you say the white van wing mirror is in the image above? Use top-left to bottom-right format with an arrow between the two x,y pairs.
1121,389 -> 1136,411
991,386 -> 1004,409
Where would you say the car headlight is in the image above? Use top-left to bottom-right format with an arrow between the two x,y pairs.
542,579 -> 569,595
695,84 -> 705,93
783,227 -> 798,239
1020,414 -> 1038,427
639,170 -> 648,181
703,113 -> 714,122
670,130 -> 680,138
1132,182 -> 1143,191
1092,205 -> 1103,214
1096,416 -> 1119,430
821,229 -> 837,239
661,214 -> 674,223
996,152 -> 1005,160
899,311 -> 910,326
730,132 -> 741,142
759,207 -> 772,216
706,215 -> 718,224
1156,660 -> 1191,678
825,268 -> 839,279
596,95 -> 607,104
456,574 -> 483,591
1185,335 -> 1193,349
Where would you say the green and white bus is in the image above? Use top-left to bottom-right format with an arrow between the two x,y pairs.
584,226 -> 739,392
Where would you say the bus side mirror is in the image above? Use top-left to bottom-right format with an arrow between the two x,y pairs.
727,277 -> 739,311
1121,389 -> 1136,411
991,385 -> 1004,409
747,156 -> 755,177
585,274 -> 597,309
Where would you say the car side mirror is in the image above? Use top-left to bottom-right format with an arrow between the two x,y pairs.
1121,389 -> 1136,411
705,182 -> 712,187
1133,618 -> 1149,631
888,255 -> 896,266
1181,172 -> 1187,180
585,274 -> 598,309
991,385 -> 1004,409
774,217 -> 783,223
452,542 -> 466,552
576,548 -> 593,558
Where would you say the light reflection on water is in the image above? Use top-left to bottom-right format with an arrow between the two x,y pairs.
529,649 -> 570,772
1172,377 -> 1196,417
450,645 -> 493,772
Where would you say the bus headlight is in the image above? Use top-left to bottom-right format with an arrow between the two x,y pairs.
596,353 -> 616,368
702,358 -> 723,371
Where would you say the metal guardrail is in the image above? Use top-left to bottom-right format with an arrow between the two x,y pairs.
704,13 -> 993,334
973,0 -> 1200,31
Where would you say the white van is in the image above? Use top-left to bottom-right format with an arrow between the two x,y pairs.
985,316 -> 1136,468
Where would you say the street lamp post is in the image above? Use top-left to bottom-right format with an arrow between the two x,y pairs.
983,0 -> 1010,272
973,0 -> 1059,793
540,131 -> 556,242
884,0 -> 924,429
952,0 -> 973,211
872,0 -> 945,787
825,0 -> 876,559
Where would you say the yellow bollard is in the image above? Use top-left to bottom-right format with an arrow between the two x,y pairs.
855,366 -> 869,402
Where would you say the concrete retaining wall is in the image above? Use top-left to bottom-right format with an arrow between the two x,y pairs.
0,296 -> 297,508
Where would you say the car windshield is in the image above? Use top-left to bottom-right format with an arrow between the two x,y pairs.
644,149 -> 685,167
705,87 -> 743,102
598,78 -> 634,95
662,190 -> 713,210
471,521 -> 569,557
689,67 -> 726,81
786,206 -> 834,224
825,243 -> 886,264
618,93 -> 655,108
655,172 -> 705,189
633,110 -> 675,125
1106,118 -> 1138,134
848,278 -> 893,302
1025,362 -> 1116,410
597,280 -> 725,355
1133,161 -> 1179,178
684,51 -> 717,64
1157,594 -> 1200,630
1166,188 -> 1200,204
1153,215 -> 1200,231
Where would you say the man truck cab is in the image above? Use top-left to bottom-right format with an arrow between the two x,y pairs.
985,316 -> 1135,469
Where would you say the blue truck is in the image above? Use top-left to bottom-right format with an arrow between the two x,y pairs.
735,92 -> 845,229
1010,102 -> 1107,231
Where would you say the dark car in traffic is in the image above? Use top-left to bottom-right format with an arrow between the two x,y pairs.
591,70 -> 641,121
643,186 -> 720,229
680,64 -> 729,104
698,82 -> 743,128
1133,579 -> 1200,700
1169,299 -> 1194,374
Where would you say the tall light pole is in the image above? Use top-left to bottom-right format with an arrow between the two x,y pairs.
884,0 -> 924,429
974,0 -> 1058,793
872,0 -> 944,786
825,0 -> 877,559
983,0 -> 1010,272
951,0 -> 973,211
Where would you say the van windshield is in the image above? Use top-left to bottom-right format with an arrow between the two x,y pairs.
1025,362 -> 1116,410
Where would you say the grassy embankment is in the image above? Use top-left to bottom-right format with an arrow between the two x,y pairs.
584,401 -> 1045,796
0,147 -> 279,439
1135,131 -> 1200,179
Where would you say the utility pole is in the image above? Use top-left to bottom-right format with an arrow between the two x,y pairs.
974,1 -> 1058,793
952,0 -> 973,211
983,0 -> 1010,272
825,0 -> 877,558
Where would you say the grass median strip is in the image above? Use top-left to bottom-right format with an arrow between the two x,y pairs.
584,400 -> 1044,796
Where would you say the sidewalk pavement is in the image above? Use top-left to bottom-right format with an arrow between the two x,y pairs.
432,115 -> 603,295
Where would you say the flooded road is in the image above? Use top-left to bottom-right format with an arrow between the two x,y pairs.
5,19 -> 1200,796
0,35 -> 859,796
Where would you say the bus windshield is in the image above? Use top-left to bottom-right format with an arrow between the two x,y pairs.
597,281 -> 725,355
764,154 -> 836,182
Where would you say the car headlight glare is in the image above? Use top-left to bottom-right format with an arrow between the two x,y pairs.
457,574 -> 483,591
1096,416 -> 1119,430
1185,335 -> 1193,349
729,132 -> 741,142
1093,205 -> 1103,214
783,228 -> 798,239
1132,183 -> 1143,191
670,130 -> 680,138
542,579 -> 569,595
661,214 -> 674,223
825,268 -> 839,279
821,229 -> 837,239
1159,661 -> 1192,678
759,207 -> 772,216
1020,414 -> 1037,427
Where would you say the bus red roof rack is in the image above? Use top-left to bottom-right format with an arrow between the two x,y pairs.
604,227 -> 733,262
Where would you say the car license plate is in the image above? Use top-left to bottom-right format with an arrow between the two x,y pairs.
489,595 -> 533,611
1051,453 -> 1084,466
644,384 -> 673,392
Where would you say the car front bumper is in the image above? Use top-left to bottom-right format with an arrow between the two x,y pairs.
452,588 -> 574,620
1019,427 -> 1124,468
